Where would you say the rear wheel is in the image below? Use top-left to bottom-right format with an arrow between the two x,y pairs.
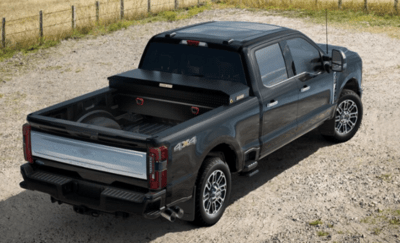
193,157 -> 231,226
321,89 -> 363,143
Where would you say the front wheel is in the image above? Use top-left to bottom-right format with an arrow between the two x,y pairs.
193,157 -> 231,226
321,89 -> 363,143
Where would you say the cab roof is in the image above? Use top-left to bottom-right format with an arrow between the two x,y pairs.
155,21 -> 293,48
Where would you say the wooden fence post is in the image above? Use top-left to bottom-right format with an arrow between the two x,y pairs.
364,0 -> 368,11
175,0 -> 178,9
338,0 -> 342,9
395,0 -> 398,13
72,6 -> 76,30
96,1 -> 100,23
39,10 -> 43,39
148,0 -> 151,13
120,0 -> 124,19
315,0 -> 318,7
2,18 -> 5,48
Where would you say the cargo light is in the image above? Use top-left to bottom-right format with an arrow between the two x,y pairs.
148,146 -> 168,190
180,40 -> 208,47
22,124 -> 33,163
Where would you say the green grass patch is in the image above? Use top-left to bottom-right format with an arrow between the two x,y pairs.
376,174 -> 392,182
309,219 -> 323,226
389,218 -> 400,225
317,231 -> 329,237
372,227 -> 381,235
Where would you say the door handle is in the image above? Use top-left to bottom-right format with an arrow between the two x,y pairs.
267,100 -> 278,108
301,86 -> 310,92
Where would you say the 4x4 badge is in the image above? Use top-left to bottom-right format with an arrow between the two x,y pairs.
174,136 -> 197,151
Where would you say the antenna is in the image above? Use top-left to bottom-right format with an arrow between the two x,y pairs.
326,9 -> 328,54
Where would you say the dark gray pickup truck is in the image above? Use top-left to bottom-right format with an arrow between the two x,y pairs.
20,21 -> 363,226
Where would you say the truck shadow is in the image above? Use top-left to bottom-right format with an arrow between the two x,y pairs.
229,129 -> 332,205
0,130 -> 332,242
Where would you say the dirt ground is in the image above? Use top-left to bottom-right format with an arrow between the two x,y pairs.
1,8 -> 400,243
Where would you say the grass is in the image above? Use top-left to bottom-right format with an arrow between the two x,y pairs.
389,218 -> 400,225
373,227 -> 381,235
230,0 -> 400,16
376,173 -> 392,182
317,231 -> 330,237
309,219 -> 323,226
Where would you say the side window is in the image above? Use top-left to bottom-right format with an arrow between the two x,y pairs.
287,38 -> 322,74
255,43 -> 288,87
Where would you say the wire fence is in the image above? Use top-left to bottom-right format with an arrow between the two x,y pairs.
1,0 -> 205,48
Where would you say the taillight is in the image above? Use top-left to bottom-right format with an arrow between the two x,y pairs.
148,146 -> 168,190
22,124 -> 33,163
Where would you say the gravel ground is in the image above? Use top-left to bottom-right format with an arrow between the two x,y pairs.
1,8 -> 400,243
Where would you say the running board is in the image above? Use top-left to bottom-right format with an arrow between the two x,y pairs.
242,160 -> 258,173
240,160 -> 259,177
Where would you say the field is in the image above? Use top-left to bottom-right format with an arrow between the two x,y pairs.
0,7 -> 400,242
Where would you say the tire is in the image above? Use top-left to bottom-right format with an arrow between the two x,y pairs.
321,89 -> 363,143
193,157 -> 231,226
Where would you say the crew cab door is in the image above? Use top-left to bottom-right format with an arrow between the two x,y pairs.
286,37 -> 334,134
254,41 -> 300,157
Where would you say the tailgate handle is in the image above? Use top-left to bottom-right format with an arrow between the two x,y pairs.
136,97 -> 144,105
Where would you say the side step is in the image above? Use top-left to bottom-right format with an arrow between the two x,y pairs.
240,160 -> 259,177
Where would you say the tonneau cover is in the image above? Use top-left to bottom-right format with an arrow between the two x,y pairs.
108,69 -> 249,105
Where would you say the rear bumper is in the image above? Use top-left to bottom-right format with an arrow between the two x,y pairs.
20,163 -> 165,219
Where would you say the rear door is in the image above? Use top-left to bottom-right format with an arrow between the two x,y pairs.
254,41 -> 301,157
286,37 -> 334,134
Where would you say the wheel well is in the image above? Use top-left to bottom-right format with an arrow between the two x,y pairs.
207,144 -> 238,173
343,79 -> 360,96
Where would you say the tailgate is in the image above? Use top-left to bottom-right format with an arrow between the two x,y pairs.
31,131 -> 147,180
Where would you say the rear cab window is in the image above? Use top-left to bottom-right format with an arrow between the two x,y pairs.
255,43 -> 288,87
140,42 -> 247,85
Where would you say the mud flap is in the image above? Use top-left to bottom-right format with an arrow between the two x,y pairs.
175,186 -> 196,221
319,117 -> 335,136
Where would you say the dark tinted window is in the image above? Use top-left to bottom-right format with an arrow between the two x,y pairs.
140,42 -> 247,85
255,43 -> 288,87
287,38 -> 321,74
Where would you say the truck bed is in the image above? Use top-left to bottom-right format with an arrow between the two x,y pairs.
27,70 -> 250,147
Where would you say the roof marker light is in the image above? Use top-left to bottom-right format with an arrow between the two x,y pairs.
223,39 -> 234,45
166,32 -> 176,38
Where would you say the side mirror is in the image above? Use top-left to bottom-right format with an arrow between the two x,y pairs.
331,49 -> 347,72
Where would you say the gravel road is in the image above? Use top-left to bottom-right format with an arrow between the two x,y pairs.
1,8 -> 400,243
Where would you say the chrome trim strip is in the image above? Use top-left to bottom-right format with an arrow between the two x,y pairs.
31,131 -> 147,180
264,72 -> 307,88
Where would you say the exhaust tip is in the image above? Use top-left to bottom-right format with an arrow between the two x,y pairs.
161,209 -> 176,222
